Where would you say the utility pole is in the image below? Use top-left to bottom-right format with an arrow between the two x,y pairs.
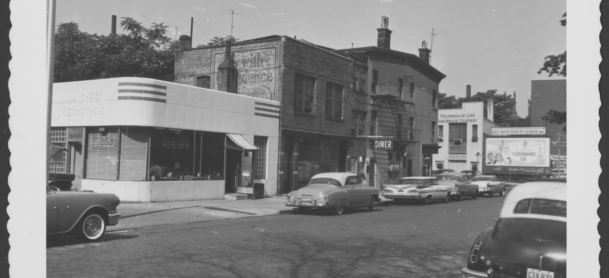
220,4 -> 246,37
190,17 -> 193,40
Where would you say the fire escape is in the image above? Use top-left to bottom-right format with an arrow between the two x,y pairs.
370,81 -> 418,144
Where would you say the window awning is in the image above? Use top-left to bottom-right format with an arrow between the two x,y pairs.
227,134 -> 258,151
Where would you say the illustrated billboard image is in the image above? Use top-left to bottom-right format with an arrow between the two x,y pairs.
484,137 -> 550,168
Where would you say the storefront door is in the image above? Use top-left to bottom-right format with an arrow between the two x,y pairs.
225,149 -> 242,193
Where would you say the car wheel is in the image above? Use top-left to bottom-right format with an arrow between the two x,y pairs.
442,193 -> 449,203
420,196 -> 430,205
78,212 -> 106,242
335,205 -> 345,215
500,188 -> 505,196
457,194 -> 463,201
368,196 -> 376,211
472,191 -> 477,199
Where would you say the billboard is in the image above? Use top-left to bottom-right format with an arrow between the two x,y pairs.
484,137 -> 550,168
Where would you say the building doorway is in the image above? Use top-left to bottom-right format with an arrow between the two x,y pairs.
225,149 -> 241,193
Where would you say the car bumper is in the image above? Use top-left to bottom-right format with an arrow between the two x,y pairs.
108,212 -> 121,226
461,267 -> 487,278
286,200 -> 328,208
382,193 -> 422,199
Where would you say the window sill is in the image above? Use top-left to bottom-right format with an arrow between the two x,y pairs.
325,117 -> 344,123
294,112 -> 316,118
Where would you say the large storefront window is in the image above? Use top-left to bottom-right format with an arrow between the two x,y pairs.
149,129 -> 225,181
296,138 -> 340,189
119,127 -> 149,181
86,127 -> 120,180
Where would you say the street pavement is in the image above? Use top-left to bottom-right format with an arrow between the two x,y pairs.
47,194 -> 508,278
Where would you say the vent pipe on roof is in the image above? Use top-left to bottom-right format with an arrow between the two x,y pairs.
111,15 -> 117,35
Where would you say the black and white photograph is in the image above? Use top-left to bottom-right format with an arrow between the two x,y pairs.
5,0 -> 604,277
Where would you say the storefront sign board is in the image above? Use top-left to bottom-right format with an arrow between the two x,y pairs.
374,140 -> 393,150
491,127 -> 546,136
438,113 -> 477,124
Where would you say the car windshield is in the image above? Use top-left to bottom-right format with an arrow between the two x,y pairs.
400,179 -> 436,185
437,175 -> 460,181
472,177 -> 492,181
308,178 -> 342,187
513,198 -> 567,217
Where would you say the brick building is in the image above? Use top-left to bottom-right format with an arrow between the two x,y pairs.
173,16 -> 446,193
530,79 -> 566,170
334,16 -> 446,184
174,35 -> 368,194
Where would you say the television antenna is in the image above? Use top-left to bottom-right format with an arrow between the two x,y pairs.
220,4 -> 248,37
422,28 -> 448,63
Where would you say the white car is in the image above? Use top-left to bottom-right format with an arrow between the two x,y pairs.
382,177 -> 452,205
469,175 -> 505,196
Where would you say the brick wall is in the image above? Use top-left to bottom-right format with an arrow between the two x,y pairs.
530,80 -> 567,156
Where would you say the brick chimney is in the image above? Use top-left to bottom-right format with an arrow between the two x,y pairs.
466,85 -> 471,98
418,40 -> 431,64
217,40 -> 238,94
179,35 -> 192,50
111,15 -> 117,35
377,16 -> 392,49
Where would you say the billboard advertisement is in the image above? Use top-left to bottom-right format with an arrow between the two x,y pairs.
484,137 -> 551,175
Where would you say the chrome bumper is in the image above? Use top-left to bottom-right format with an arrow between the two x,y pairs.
108,212 -> 121,226
461,267 -> 487,278
382,193 -> 422,199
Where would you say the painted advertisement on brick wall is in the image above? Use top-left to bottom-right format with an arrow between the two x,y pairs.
214,48 -> 277,100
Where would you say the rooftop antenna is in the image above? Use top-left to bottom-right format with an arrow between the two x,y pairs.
422,28 -> 448,63
220,4 -> 247,37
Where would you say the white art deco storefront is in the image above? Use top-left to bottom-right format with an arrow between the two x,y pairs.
51,77 -> 280,202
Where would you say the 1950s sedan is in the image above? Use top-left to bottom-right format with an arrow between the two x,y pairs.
437,172 -> 478,200
470,175 -> 506,197
286,172 -> 379,215
461,182 -> 566,278
47,185 -> 121,241
382,176 -> 453,205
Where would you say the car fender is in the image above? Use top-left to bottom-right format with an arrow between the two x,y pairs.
56,205 -> 110,234
326,189 -> 349,205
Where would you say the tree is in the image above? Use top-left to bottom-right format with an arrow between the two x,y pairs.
538,13 -> 566,77
538,13 -> 567,131
437,93 -> 460,109
200,36 -> 239,47
54,17 -> 177,82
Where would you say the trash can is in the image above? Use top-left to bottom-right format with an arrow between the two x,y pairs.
252,183 -> 265,200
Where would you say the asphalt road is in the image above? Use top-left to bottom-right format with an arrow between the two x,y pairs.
47,195 -> 505,278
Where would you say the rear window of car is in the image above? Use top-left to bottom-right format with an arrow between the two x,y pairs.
308,178 -> 342,187
494,218 -> 565,248
513,198 -> 566,217
472,177 -> 492,181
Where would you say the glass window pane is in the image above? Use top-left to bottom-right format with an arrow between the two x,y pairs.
86,127 -> 120,180
119,127 -> 149,181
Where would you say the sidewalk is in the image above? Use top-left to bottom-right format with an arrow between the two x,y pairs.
108,195 -> 295,232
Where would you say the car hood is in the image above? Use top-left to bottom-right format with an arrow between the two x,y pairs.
484,219 -> 566,274
292,184 -> 337,198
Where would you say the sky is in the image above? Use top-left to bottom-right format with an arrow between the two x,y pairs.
55,0 -> 567,117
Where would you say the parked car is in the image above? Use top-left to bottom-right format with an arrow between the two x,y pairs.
432,169 -> 455,176
285,172 -> 379,215
460,170 -> 482,180
437,172 -> 478,200
47,185 -> 121,241
469,175 -> 505,197
461,182 -> 566,278
382,176 -> 453,205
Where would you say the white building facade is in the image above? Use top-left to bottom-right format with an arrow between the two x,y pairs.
433,102 -> 495,173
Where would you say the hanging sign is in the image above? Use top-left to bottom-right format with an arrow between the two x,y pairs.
374,140 -> 393,150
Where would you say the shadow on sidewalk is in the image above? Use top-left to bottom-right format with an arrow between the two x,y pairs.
47,233 -> 139,248
120,205 -> 201,219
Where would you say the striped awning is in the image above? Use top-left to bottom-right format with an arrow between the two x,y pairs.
227,134 -> 258,151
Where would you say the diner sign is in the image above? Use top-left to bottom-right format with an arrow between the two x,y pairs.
491,127 -> 546,136
374,140 -> 393,150
163,138 -> 189,149
438,113 -> 477,124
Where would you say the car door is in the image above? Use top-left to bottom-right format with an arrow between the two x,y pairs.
47,189 -> 59,234
344,175 -> 364,206
418,180 -> 436,199
433,178 -> 450,199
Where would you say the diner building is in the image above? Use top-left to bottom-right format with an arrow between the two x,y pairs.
432,101 -> 496,173
50,77 -> 280,202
